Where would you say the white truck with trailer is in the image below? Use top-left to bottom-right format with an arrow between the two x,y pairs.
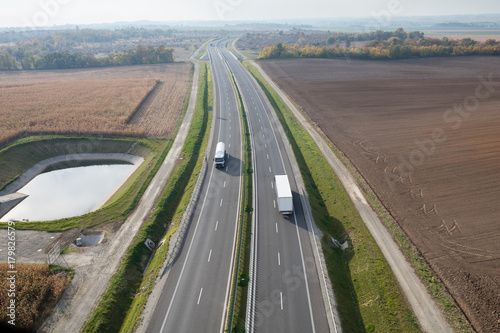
214,142 -> 226,168
274,174 -> 293,214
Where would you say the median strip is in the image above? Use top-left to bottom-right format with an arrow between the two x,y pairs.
225,62 -> 253,333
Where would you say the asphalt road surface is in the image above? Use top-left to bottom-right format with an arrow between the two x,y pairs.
145,45 -> 243,332
218,43 -> 331,333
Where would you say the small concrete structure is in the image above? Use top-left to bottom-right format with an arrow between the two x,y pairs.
0,193 -> 29,220
75,233 -> 104,247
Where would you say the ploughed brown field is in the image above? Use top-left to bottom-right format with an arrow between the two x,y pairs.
260,57 -> 500,332
0,63 -> 191,147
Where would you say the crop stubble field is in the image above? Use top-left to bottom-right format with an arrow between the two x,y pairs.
260,57 -> 500,332
0,63 -> 191,147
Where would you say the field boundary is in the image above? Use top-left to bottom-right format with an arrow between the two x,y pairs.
126,80 -> 161,124
248,60 -> 456,333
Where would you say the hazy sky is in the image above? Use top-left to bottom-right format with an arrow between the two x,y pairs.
2,0 -> 500,28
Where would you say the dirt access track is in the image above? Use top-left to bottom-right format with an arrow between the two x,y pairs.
260,56 -> 500,332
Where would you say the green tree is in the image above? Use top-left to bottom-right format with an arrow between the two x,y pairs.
0,53 -> 18,70
394,27 -> 407,40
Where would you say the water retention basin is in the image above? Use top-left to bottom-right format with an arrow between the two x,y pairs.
0,153 -> 143,222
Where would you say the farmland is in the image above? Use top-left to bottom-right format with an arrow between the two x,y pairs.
0,62 -> 191,147
260,57 -> 500,332
0,263 -> 72,331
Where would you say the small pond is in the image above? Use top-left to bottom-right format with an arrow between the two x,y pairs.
1,164 -> 134,222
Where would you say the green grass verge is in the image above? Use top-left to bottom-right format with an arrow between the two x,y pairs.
0,136 -> 170,232
80,63 -> 211,333
226,69 -> 252,333
244,61 -> 420,333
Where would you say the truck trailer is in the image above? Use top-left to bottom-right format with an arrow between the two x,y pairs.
214,142 -> 226,168
274,174 -> 293,214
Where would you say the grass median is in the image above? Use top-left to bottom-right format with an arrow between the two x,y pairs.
244,61 -> 420,333
226,69 -> 252,333
81,63 -> 212,333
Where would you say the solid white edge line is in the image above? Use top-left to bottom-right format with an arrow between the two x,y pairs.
301,189 -> 339,333
293,211 -> 317,333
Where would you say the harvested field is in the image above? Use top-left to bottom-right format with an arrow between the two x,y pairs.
423,31 -> 500,42
260,57 -> 500,333
0,263 -> 72,330
0,63 -> 191,147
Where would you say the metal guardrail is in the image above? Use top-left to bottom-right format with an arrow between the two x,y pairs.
161,155 -> 208,277
227,143 -> 246,332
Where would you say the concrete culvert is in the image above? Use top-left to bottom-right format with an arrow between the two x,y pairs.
75,232 -> 104,247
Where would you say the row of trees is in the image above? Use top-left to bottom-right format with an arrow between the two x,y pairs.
326,28 -> 423,45
259,38 -> 500,60
0,28 -> 176,69
1,44 -> 174,70
0,27 -> 174,44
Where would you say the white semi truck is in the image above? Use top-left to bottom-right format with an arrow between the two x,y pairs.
214,142 -> 226,168
274,174 -> 293,214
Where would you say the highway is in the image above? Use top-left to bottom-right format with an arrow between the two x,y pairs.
218,43 -> 331,332
145,44 -> 243,332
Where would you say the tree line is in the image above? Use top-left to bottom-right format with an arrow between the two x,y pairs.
0,44 -> 174,70
259,28 -> 500,60
0,27 -> 176,70
0,27 -> 173,44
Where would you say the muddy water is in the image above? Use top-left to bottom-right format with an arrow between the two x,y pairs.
1,164 -> 133,222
